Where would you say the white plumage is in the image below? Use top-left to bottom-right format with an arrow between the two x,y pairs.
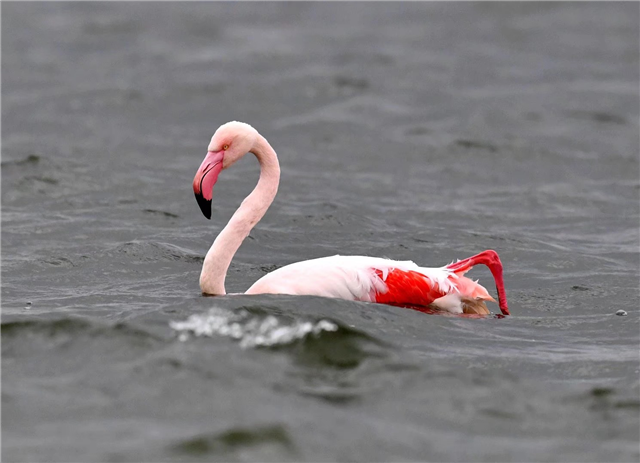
247,255 -> 458,303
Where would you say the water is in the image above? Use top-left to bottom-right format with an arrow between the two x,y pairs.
2,3 -> 639,462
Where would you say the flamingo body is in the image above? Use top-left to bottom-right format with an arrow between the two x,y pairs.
246,254 -> 498,315
193,121 -> 510,315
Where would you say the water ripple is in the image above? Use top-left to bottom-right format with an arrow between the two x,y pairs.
170,307 -> 339,349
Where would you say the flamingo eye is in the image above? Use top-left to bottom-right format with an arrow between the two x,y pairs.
222,144 -> 229,150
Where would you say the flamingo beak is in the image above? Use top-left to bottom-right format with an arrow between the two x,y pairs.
193,150 -> 225,219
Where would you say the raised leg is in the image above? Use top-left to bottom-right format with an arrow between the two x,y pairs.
446,250 -> 510,315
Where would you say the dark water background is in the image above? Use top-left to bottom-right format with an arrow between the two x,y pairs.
2,3 -> 639,462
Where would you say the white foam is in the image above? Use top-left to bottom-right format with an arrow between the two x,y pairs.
169,307 -> 338,349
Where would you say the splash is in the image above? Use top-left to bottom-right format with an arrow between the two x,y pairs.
169,307 -> 338,349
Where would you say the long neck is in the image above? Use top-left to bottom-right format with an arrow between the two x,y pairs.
199,135 -> 280,295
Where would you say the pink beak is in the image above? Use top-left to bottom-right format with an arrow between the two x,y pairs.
193,150 -> 225,219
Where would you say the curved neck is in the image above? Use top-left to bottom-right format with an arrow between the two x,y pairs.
200,135 -> 280,295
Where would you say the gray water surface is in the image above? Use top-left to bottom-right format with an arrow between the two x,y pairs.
2,3 -> 639,462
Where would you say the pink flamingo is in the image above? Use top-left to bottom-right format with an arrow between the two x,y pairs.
193,121 -> 509,315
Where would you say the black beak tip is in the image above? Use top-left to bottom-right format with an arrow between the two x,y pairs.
195,193 -> 212,220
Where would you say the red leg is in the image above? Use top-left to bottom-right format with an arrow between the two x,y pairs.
446,250 -> 510,315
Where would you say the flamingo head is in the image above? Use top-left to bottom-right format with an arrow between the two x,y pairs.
193,121 -> 258,219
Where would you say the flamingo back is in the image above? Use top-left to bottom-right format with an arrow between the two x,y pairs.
245,255 -> 497,314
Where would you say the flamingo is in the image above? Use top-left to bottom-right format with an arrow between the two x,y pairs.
193,121 -> 509,316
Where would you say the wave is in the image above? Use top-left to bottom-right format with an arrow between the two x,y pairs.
170,424 -> 295,458
170,306 -> 343,349
107,240 -> 203,263
1,317 -> 161,347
